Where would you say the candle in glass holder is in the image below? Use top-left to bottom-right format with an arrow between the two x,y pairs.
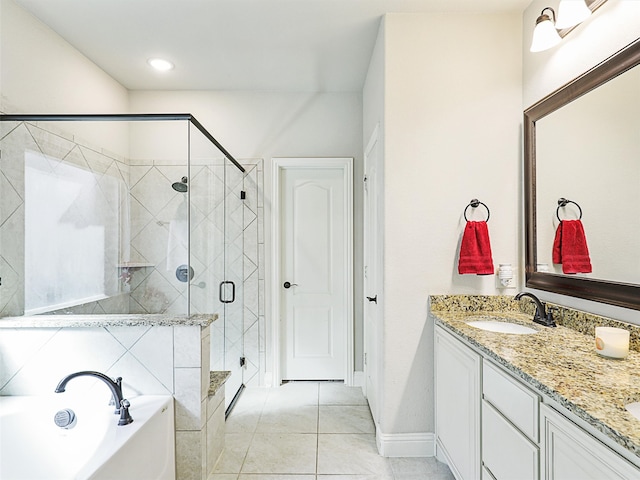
595,327 -> 630,359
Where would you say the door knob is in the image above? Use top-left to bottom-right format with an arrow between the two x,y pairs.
367,295 -> 378,304
283,281 -> 298,289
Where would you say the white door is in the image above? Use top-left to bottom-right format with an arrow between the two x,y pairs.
363,128 -> 382,423
276,159 -> 353,381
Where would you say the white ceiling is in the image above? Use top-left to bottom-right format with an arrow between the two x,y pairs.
15,0 -> 531,92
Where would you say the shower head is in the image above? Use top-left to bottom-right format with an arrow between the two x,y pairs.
172,176 -> 188,193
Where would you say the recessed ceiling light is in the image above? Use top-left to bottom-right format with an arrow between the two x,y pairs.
147,58 -> 174,71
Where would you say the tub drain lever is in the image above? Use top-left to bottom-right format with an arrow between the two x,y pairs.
54,409 -> 77,429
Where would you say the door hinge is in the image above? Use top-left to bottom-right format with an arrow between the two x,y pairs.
364,353 -> 367,366
239,356 -> 246,367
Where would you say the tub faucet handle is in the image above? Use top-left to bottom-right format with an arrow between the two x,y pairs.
118,399 -> 133,426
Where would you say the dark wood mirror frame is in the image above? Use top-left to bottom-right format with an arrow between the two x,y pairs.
524,38 -> 640,311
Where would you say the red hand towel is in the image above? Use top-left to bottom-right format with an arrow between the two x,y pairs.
552,220 -> 592,274
552,222 -> 563,264
458,221 -> 494,275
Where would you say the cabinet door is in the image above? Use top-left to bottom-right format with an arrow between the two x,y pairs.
435,326 -> 481,480
541,404 -> 640,480
483,400 -> 539,480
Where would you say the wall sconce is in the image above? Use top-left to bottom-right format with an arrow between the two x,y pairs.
530,7 -> 562,53
530,0 -> 608,53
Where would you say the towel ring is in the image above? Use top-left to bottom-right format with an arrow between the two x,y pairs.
556,197 -> 582,221
464,198 -> 490,222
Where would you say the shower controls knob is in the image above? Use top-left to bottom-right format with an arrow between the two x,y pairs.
176,265 -> 195,283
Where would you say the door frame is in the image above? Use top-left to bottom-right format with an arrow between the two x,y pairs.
271,157 -> 354,387
363,124 -> 383,424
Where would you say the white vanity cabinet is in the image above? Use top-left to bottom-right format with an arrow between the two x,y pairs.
541,404 -> 640,480
435,326 -> 481,480
435,323 -> 640,480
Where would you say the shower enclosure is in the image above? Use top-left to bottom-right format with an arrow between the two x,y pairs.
0,114 -> 257,408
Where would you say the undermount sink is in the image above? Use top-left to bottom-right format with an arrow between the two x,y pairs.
466,320 -> 538,335
626,402 -> 640,421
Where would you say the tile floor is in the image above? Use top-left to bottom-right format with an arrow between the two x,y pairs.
209,382 -> 454,480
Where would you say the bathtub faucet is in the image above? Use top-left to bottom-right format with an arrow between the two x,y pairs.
54,371 -> 133,425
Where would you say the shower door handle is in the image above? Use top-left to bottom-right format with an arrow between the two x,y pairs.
219,281 -> 236,304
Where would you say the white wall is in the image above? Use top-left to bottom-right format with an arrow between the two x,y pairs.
523,0 -> 640,323
365,12 -> 522,441
524,0 -> 640,108
129,91 -> 365,375
0,0 -> 130,155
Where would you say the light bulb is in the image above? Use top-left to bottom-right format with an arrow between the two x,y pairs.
147,58 -> 174,71
530,9 -> 562,53
556,0 -> 592,29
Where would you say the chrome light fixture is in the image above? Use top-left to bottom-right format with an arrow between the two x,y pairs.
530,8 -> 562,53
556,0 -> 592,29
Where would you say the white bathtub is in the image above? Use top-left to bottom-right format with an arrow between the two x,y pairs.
0,394 -> 175,480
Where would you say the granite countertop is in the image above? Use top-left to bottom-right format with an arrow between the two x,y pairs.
432,302 -> 640,462
0,313 -> 218,328
209,371 -> 231,396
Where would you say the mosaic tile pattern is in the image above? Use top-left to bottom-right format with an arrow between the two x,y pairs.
431,295 -> 640,462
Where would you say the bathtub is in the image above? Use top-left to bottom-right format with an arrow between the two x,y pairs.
0,394 -> 175,480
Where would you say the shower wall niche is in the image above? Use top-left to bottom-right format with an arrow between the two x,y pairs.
0,114 -> 264,400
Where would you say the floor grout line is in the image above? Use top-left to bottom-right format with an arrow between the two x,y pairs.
212,383 -> 454,480
316,384 -> 320,475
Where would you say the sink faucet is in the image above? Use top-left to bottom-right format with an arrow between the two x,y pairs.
514,292 -> 556,327
54,371 -> 133,425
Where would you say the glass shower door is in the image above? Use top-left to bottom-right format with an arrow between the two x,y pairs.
188,120 -> 246,411
222,158 -> 245,409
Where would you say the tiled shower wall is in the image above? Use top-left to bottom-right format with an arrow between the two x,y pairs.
130,158 -> 265,389
0,120 -> 266,388
0,121 -> 130,317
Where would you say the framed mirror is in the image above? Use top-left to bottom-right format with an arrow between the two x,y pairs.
524,38 -> 640,310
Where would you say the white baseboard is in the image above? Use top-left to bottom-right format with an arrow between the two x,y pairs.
352,371 -> 365,388
375,430 -> 436,457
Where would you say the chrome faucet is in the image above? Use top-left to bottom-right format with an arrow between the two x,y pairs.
514,292 -> 556,327
55,371 -> 133,425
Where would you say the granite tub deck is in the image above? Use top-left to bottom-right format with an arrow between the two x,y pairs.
209,370 -> 231,396
0,313 -> 217,328
431,295 -> 640,463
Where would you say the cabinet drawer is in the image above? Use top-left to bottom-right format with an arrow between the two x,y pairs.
483,400 -> 539,480
483,359 -> 539,441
